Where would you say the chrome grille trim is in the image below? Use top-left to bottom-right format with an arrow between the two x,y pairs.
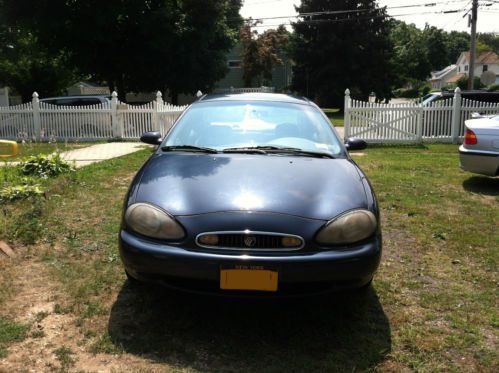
195,230 -> 305,251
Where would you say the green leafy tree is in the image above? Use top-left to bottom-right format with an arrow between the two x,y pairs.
0,28 -> 79,102
3,0 -> 242,103
291,0 -> 394,107
444,31 -> 470,64
423,25 -> 449,71
477,33 -> 499,55
240,22 -> 290,87
389,21 -> 431,87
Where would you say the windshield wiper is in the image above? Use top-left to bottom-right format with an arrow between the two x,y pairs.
272,148 -> 335,159
222,145 -> 335,158
161,145 -> 218,154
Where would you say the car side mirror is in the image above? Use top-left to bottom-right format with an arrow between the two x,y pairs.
345,138 -> 367,151
140,131 -> 162,145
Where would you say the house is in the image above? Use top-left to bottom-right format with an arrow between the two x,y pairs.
215,44 -> 293,92
66,81 -> 110,96
430,51 -> 499,89
430,65 -> 458,89
455,51 -> 499,83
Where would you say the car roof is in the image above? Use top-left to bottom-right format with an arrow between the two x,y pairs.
195,93 -> 312,105
440,90 -> 499,96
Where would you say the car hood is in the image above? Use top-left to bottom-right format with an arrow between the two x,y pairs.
133,153 -> 368,220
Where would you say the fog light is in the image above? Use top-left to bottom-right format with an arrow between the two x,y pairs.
198,234 -> 219,246
282,236 -> 302,247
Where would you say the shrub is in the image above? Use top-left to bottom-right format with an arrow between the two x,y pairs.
456,76 -> 485,90
0,181 -> 44,203
19,153 -> 75,179
488,84 -> 499,92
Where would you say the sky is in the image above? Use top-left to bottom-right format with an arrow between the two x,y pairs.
240,0 -> 499,33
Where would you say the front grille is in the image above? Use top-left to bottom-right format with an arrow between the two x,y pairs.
196,231 -> 304,251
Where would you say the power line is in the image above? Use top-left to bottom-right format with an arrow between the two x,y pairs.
250,9 -> 467,28
243,1 -> 470,23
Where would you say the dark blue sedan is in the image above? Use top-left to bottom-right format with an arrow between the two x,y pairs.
119,93 -> 381,295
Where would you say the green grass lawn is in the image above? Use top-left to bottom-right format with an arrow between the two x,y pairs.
0,144 -> 497,372
322,108 -> 344,126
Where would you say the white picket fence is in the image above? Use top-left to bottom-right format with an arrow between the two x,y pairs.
0,91 -> 187,141
344,88 -> 499,144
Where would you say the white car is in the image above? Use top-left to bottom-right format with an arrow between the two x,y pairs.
459,115 -> 499,176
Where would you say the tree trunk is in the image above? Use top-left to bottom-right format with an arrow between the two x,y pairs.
116,74 -> 126,103
170,90 -> 178,105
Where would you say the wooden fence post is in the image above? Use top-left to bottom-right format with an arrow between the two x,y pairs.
111,91 -> 121,138
451,87 -> 461,144
32,92 -> 41,141
344,88 -> 351,139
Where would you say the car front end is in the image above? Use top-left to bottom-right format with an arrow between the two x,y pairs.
119,93 -> 382,296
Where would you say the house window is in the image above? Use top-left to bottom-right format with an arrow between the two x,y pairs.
227,60 -> 242,69
483,65 -> 488,72
464,65 -> 468,71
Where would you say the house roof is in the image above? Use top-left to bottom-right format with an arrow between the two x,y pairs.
431,65 -> 457,80
447,73 -> 466,83
460,51 -> 499,65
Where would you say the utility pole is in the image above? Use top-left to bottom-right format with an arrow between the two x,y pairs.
467,0 -> 478,90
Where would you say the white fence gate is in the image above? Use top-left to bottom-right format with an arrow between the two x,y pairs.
344,88 -> 499,144
0,91 -> 187,141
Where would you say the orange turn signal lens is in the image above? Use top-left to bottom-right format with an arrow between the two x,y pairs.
198,234 -> 219,246
464,129 -> 477,145
281,236 -> 302,247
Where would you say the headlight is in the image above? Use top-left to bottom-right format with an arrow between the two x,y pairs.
316,209 -> 377,245
125,203 -> 185,240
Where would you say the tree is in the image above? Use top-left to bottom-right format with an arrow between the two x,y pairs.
477,33 -> 499,55
423,25 -> 449,71
444,31 -> 470,64
0,27 -> 79,102
3,0 -> 243,103
240,22 -> 290,87
389,21 -> 431,87
291,0 -> 394,107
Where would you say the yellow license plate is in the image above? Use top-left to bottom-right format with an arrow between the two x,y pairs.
220,268 -> 278,292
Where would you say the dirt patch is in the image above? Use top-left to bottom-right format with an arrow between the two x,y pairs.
0,255 -> 177,373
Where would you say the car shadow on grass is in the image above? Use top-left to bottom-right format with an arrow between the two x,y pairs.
463,176 -> 499,196
107,282 -> 391,372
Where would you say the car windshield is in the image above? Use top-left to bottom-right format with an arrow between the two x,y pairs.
164,101 -> 344,156
421,93 -> 440,106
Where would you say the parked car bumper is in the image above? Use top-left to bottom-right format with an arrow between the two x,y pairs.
119,230 -> 382,296
459,146 -> 499,176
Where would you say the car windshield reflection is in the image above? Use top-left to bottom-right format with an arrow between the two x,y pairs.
164,101 -> 343,157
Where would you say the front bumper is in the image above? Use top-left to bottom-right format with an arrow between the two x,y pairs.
119,230 -> 382,295
459,145 -> 499,176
